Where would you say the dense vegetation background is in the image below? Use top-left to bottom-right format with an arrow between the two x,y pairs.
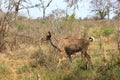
0,0 -> 120,80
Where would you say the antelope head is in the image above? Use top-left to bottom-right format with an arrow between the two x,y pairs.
46,31 -> 51,40
41,31 -> 52,41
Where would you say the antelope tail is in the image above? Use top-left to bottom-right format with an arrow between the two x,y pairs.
89,36 -> 95,42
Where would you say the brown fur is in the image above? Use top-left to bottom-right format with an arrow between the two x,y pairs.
43,31 -> 94,68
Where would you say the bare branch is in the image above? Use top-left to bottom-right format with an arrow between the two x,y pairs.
90,0 -> 114,20
38,0 -> 53,18
19,3 -> 41,10
46,0 -> 52,8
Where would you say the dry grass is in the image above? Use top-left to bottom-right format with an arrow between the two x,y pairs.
0,18 -> 120,80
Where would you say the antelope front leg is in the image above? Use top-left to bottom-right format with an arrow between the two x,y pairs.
82,50 -> 93,69
57,52 -> 67,68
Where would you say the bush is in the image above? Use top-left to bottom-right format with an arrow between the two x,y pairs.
66,13 -> 75,20
92,29 -> 101,37
29,49 -> 47,68
101,26 -> 114,36
16,21 -> 31,30
16,64 -> 30,74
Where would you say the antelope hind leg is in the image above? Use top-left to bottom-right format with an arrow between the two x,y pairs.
85,51 -> 94,69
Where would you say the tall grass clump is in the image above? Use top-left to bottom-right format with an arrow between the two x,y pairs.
29,48 -> 46,68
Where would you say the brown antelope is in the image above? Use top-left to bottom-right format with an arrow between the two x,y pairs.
42,31 -> 95,68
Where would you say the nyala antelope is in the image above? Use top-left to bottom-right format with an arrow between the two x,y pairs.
42,31 -> 95,69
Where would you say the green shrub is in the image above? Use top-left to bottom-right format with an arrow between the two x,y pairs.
17,73 -> 37,80
16,21 -> 31,30
16,64 -> 30,74
101,26 -> 114,36
44,71 -> 64,80
63,68 -> 92,80
66,13 -> 75,20
23,75 -> 36,80
0,62 -> 11,79
92,29 -> 101,37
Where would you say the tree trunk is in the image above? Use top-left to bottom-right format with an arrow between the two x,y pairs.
99,11 -> 106,20
107,7 -> 110,20
43,8 -> 46,19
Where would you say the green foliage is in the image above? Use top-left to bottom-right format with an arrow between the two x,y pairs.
94,64 -> 119,80
1,17 -> 120,80
44,71 -> 64,80
16,64 -> 30,74
17,24 -> 25,30
64,68 -> 92,80
66,13 -> 75,20
22,75 -> 36,80
92,26 -> 114,37
92,29 -> 101,37
0,62 -> 11,79
101,26 -> 114,36
17,73 -> 36,80
97,10 -> 106,19
16,21 -> 31,30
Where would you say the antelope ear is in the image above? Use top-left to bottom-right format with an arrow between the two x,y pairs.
48,31 -> 51,34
